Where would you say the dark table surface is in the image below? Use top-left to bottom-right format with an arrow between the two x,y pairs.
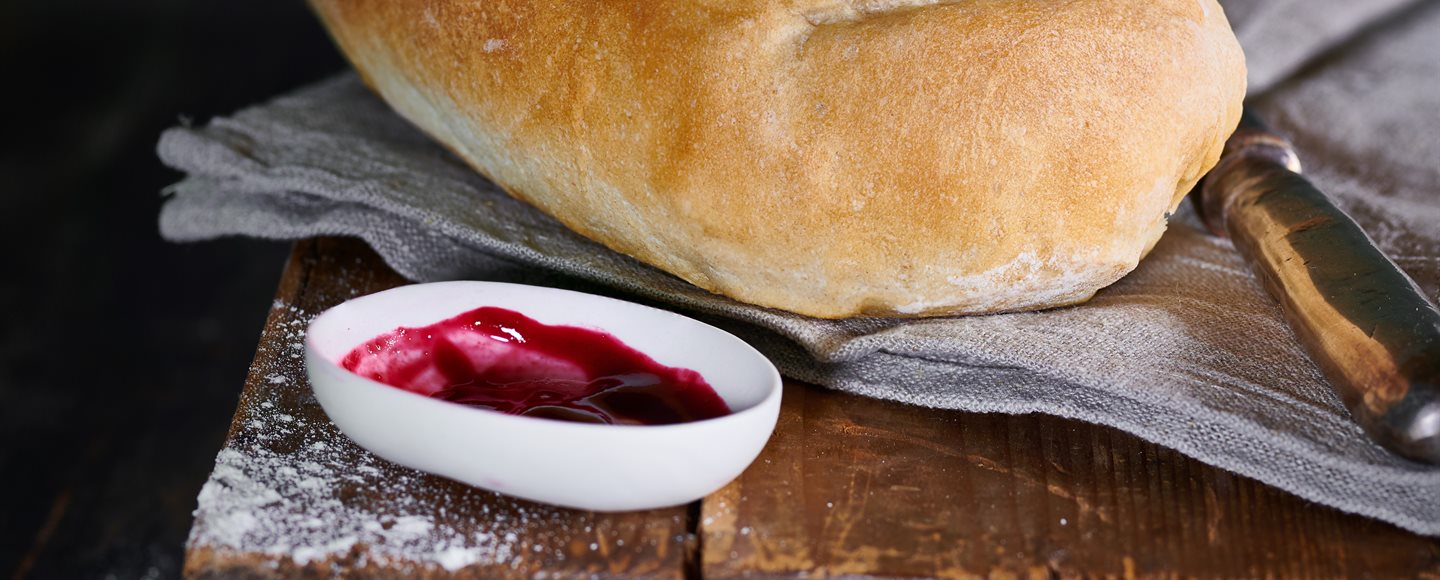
182,237 -> 1440,578
1,2 -> 345,577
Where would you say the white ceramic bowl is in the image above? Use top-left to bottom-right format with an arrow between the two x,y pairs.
305,281 -> 782,512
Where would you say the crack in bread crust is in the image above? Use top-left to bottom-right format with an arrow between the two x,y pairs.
800,0 -> 957,26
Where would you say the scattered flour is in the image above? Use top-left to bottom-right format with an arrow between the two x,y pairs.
188,300 -> 692,572
434,545 -> 481,571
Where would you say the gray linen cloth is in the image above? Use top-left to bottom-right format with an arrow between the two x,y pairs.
159,0 -> 1440,534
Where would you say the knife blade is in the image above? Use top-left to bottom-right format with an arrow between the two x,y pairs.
1196,109 -> 1440,465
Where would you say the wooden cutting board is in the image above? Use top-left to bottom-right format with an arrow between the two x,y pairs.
183,237 -> 1440,578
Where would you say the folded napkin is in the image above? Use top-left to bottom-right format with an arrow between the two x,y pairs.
159,0 -> 1440,535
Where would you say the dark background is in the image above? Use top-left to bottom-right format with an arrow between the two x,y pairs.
1,2 -> 344,577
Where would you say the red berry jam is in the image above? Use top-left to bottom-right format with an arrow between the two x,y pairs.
340,306 -> 730,425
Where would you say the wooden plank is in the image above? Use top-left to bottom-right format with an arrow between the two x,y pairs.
184,238 -> 695,578
702,382 -> 1440,578
186,235 -> 1440,578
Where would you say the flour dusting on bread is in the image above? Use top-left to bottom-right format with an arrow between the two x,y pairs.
310,0 -> 1245,318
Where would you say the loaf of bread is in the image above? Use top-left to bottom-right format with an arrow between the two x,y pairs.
310,0 -> 1246,318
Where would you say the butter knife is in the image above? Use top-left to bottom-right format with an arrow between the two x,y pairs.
1196,110 -> 1440,465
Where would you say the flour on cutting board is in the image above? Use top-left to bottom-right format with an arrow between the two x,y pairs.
193,446 -> 520,571
188,303 -> 510,570
187,301 -> 686,572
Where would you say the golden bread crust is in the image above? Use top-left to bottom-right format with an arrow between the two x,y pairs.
310,0 -> 1246,318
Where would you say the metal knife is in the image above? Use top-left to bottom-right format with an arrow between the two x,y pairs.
1195,110 -> 1440,465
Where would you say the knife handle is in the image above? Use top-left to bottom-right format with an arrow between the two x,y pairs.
1198,111 -> 1440,465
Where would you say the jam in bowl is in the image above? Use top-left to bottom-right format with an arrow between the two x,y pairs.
339,305 -> 732,426
305,281 -> 782,511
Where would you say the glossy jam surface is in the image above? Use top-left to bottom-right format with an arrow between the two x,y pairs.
340,306 -> 730,425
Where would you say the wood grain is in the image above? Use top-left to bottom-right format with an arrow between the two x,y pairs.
184,238 -> 694,578
1198,111 -> 1440,464
187,236 -> 1440,578
702,382 -> 1440,578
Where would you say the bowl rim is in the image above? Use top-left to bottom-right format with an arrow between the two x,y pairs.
304,281 -> 784,432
